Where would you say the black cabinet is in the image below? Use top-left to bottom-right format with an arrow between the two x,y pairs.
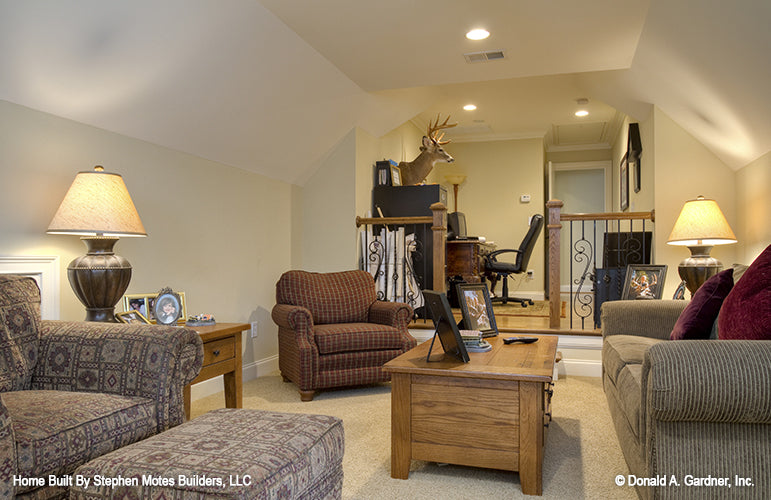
372,185 -> 448,293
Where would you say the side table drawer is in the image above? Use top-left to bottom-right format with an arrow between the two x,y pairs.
202,338 -> 235,366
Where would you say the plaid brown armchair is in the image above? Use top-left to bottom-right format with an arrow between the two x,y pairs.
272,270 -> 416,401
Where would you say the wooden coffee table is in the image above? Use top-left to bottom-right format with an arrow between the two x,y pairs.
383,334 -> 558,496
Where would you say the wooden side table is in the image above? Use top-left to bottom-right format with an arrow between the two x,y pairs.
184,322 -> 248,419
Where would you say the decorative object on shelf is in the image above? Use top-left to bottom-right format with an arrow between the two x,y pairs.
186,313 -> 216,327
444,174 -> 467,212
122,291 -> 187,324
47,166 -> 147,322
672,280 -> 687,300
667,195 -> 737,296
620,153 -> 629,211
153,287 -> 183,325
398,114 -> 457,186
621,264 -> 668,300
115,310 -> 151,324
390,164 -> 402,186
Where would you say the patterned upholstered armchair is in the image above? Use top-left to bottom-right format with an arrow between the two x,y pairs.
272,270 -> 416,401
0,275 -> 203,499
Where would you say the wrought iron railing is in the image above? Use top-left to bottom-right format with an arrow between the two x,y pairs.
547,200 -> 655,330
356,203 -> 447,318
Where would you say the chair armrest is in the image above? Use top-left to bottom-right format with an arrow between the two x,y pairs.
0,397 -> 16,498
601,300 -> 687,340
368,300 -> 413,329
486,248 -> 520,261
33,320 -> 204,430
643,340 -> 771,423
272,304 -> 315,345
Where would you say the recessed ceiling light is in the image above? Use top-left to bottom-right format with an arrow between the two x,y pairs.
466,28 -> 490,41
575,110 -> 589,117
463,104 -> 477,111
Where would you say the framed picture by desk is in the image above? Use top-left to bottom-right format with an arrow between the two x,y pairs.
456,283 -> 498,337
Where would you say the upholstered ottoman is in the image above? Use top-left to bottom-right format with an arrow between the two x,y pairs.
70,408 -> 344,499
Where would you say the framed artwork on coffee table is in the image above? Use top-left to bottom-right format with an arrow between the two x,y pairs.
622,265 -> 667,300
456,283 -> 499,337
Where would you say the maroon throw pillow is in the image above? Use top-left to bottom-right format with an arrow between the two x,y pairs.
670,268 -> 734,340
718,244 -> 771,340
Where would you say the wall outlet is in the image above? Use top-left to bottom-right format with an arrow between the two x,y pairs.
250,321 -> 259,338
526,269 -> 535,280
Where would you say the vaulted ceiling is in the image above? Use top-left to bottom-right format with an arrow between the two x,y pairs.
0,0 -> 768,184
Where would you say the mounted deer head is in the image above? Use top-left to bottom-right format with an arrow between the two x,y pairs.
398,114 -> 457,186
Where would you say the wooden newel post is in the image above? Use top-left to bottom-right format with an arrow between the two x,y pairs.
546,200 -> 563,329
430,202 -> 447,292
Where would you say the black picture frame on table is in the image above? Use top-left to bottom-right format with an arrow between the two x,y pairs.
620,153 -> 629,211
621,265 -> 667,300
456,283 -> 499,337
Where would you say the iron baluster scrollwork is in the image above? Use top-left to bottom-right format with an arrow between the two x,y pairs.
571,225 -> 594,329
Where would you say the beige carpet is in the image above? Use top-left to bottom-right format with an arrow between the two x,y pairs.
191,374 -> 635,500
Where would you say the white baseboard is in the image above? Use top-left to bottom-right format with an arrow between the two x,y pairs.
190,355 -> 279,401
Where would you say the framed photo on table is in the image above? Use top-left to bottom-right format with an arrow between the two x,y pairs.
122,291 -> 187,324
154,288 -> 183,325
116,310 -> 151,324
456,283 -> 499,337
622,265 -> 667,300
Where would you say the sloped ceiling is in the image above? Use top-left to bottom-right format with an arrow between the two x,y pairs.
0,0 -> 768,185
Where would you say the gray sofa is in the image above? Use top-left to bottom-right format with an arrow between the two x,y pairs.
601,298 -> 771,499
0,275 -> 204,499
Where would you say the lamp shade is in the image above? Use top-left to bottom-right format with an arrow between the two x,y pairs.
47,166 -> 146,237
667,196 -> 736,246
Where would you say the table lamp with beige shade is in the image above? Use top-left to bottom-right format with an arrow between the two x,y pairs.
444,174 -> 466,213
47,166 -> 147,322
667,195 -> 736,296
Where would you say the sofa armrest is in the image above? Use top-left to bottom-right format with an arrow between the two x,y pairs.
643,340 -> 771,423
0,396 -> 16,498
33,321 -> 204,430
601,300 -> 687,340
272,304 -> 315,345
368,300 -> 413,329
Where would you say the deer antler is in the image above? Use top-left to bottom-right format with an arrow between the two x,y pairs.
427,114 -> 457,145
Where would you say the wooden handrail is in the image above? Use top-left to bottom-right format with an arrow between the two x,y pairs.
560,210 -> 655,222
355,215 -> 432,227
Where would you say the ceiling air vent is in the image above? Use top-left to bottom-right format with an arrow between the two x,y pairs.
463,50 -> 506,63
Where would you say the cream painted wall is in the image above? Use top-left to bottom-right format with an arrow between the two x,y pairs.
0,100 -> 292,371
653,107 -> 738,298
299,129 -> 357,272
735,151 -> 771,261
426,138 -> 546,295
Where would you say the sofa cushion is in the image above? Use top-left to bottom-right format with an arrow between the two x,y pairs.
670,268 -> 733,340
614,364 -> 643,439
602,335 -> 662,387
2,390 -> 157,491
276,270 -> 375,324
719,244 -> 771,340
314,323 -> 404,355
0,276 -> 41,392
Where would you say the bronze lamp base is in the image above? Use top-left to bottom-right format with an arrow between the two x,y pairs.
677,245 -> 722,297
68,236 -> 132,322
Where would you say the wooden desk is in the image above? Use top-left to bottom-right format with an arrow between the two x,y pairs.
384,335 -> 557,496
446,240 -> 495,283
184,322 -> 248,419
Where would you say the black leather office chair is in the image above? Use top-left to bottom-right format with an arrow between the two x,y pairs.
484,214 -> 544,306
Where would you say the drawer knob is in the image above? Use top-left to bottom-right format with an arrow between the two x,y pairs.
212,349 -> 221,356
